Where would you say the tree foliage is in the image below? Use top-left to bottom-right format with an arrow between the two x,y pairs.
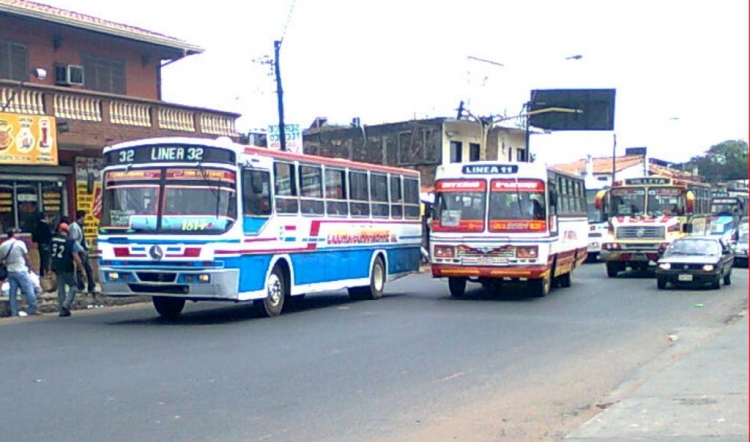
680,140 -> 748,184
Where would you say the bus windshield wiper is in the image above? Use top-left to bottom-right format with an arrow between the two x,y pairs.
196,161 -> 222,219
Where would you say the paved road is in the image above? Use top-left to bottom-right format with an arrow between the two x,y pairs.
1,264 -> 746,442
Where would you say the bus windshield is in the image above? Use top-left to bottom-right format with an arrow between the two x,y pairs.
433,179 -> 486,232
488,179 -> 546,232
647,187 -> 685,216
610,187 -> 645,216
586,189 -> 605,223
711,198 -> 741,216
100,167 -> 237,234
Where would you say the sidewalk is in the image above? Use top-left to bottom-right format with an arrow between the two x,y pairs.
0,284 -> 149,317
563,313 -> 749,441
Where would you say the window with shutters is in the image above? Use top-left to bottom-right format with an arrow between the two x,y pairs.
0,39 -> 29,81
81,53 -> 126,94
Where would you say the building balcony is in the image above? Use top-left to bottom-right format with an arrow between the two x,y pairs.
0,80 -> 240,151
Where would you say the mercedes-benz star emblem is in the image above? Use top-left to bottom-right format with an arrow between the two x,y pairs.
149,245 -> 164,261
635,228 -> 645,238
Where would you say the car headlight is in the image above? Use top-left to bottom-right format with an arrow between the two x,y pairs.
702,264 -> 714,271
658,263 -> 671,270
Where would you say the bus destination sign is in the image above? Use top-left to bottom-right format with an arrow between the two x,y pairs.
623,177 -> 670,186
462,164 -> 518,175
104,145 -> 236,166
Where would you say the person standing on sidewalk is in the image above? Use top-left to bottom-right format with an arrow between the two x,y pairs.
0,228 -> 40,316
33,212 -> 54,278
51,223 -> 85,317
69,210 -> 97,296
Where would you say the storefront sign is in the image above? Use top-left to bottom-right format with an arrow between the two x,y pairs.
75,157 -> 103,252
0,113 -> 58,165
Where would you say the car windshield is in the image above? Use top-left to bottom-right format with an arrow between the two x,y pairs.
664,239 -> 721,257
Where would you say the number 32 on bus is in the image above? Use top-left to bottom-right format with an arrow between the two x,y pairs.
429,162 -> 589,297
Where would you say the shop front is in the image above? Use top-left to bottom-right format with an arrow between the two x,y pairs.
0,111 -> 64,273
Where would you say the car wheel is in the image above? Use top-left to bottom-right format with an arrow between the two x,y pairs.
711,275 -> 721,290
657,276 -> 667,290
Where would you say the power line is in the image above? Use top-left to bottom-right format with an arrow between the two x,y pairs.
280,0 -> 298,44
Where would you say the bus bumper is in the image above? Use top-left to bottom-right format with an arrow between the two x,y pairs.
431,264 -> 550,279
99,267 -> 240,300
599,250 -> 660,264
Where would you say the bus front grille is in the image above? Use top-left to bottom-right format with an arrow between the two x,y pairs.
616,226 -> 665,240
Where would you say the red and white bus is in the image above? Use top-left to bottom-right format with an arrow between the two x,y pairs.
429,162 -> 589,297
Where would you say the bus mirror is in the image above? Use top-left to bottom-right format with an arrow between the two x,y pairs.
594,189 -> 608,210
685,191 -> 695,214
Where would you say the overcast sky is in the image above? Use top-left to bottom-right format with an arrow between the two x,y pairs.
40,0 -> 750,166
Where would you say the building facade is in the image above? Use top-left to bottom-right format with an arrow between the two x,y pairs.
301,117 -> 528,188
0,0 -> 239,274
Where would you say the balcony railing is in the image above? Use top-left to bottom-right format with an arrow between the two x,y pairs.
0,81 -> 239,139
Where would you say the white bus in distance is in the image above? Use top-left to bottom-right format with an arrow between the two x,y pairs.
429,161 -> 589,298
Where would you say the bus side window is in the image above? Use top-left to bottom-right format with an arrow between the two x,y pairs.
242,169 -> 272,216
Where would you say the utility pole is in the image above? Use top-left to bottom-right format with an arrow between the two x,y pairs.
612,133 -> 617,184
274,40 -> 287,151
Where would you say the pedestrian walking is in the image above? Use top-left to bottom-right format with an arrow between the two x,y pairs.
69,210 -> 98,296
0,228 -> 40,316
51,223 -> 85,317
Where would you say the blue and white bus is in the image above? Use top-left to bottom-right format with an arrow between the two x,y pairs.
97,137 -> 423,318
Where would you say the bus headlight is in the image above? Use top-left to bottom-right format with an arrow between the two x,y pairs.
516,246 -> 538,258
434,245 -> 455,258
198,274 -> 211,283
108,272 -> 120,281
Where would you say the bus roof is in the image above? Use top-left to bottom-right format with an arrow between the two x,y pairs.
102,136 -> 419,177
242,145 -> 420,177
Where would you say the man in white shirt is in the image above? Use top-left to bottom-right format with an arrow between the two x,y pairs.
0,228 -> 39,316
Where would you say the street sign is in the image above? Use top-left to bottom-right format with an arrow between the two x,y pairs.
268,124 -> 303,153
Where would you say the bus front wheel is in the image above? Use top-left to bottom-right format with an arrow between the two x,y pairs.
257,266 -> 286,317
153,296 -> 186,320
448,277 -> 467,297
531,273 -> 551,298
606,262 -> 620,278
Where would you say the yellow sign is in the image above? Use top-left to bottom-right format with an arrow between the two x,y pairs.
0,112 -> 58,165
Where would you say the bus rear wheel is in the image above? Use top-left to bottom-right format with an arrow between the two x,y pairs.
256,266 -> 286,317
349,256 -> 386,301
448,277 -> 467,297
558,271 -> 572,288
153,296 -> 185,319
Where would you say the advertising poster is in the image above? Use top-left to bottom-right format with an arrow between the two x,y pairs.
75,157 -> 103,252
0,112 -> 58,165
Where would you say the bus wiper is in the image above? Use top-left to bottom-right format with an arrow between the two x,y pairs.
197,161 -> 222,219
514,176 -> 523,217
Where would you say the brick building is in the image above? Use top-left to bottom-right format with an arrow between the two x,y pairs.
0,0 -> 239,272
